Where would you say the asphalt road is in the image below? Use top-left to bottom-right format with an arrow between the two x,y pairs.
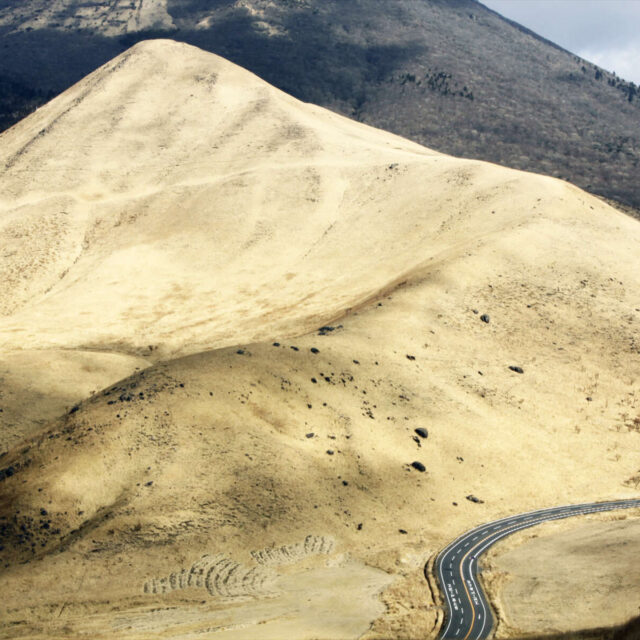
434,498 -> 640,640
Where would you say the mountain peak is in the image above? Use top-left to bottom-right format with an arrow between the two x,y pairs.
1,38 -> 639,640
1,0 -> 637,212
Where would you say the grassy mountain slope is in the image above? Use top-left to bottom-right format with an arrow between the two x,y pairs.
0,40 -> 639,638
0,0 -> 638,212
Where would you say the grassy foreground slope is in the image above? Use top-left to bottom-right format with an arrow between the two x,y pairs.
0,40 -> 639,639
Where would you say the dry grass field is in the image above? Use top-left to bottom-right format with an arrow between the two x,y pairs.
0,40 -> 638,639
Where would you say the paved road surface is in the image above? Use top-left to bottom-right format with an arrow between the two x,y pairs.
434,498 -> 640,640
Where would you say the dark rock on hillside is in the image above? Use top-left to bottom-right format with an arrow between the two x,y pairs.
0,0 -> 638,213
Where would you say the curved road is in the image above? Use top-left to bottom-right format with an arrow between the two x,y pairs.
434,498 -> 640,640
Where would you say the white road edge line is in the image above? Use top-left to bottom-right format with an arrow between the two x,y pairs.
435,499 -> 640,639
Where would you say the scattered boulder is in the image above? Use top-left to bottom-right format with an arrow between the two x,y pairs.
414,428 -> 428,439
310,348 -> 319,354
318,325 -> 343,336
306,433 -> 314,439
509,366 -> 524,374
480,314 -> 490,323
410,461 -> 426,472
406,354 -> 416,360
466,494 -> 484,504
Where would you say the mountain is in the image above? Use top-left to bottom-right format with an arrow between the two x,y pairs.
0,0 -> 639,214
0,40 -> 639,639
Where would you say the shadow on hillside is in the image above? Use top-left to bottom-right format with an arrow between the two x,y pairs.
120,12 -> 424,113
0,27 -> 124,90
0,26 -> 126,127
0,7 -> 422,130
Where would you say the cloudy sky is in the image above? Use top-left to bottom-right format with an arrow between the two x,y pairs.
481,0 -> 640,84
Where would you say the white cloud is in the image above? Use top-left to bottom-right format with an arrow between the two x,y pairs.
578,43 -> 640,85
481,0 -> 640,85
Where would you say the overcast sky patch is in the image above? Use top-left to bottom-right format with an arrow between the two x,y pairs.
480,0 -> 640,83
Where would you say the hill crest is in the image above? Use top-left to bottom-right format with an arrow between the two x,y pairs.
0,1 -> 639,213
1,40 -> 639,640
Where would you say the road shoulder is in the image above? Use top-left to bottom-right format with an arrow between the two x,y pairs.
479,509 -> 640,638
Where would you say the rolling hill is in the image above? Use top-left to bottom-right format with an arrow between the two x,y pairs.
0,40 -> 639,639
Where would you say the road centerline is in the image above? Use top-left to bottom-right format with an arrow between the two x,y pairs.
433,498 -> 640,639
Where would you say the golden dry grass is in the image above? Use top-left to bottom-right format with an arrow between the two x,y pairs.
0,40 -> 638,639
